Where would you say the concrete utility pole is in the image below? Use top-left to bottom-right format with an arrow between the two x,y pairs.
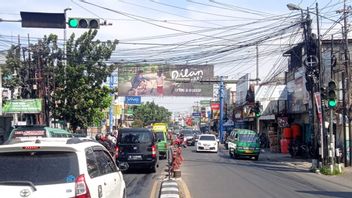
256,45 -> 259,85
219,76 -> 224,143
344,0 -> 352,167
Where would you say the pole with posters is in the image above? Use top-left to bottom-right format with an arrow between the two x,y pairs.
314,92 -> 324,164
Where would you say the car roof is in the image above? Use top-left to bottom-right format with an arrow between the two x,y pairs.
235,129 -> 257,134
119,128 -> 150,132
0,137 -> 101,153
199,134 -> 216,137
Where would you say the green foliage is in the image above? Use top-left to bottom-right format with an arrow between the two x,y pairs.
3,30 -> 118,131
319,165 -> 342,175
132,101 -> 171,126
54,30 -> 118,131
131,119 -> 144,128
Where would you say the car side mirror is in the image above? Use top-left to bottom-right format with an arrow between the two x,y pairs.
118,162 -> 129,171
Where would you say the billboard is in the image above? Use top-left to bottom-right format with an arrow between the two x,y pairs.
118,64 -> 214,97
236,74 -> 249,106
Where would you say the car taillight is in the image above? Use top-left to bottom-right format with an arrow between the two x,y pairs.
115,146 -> 119,158
152,145 -> 157,158
74,174 -> 91,198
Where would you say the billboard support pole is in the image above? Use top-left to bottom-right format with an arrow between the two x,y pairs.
219,76 -> 224,143
109,75 -> 114,133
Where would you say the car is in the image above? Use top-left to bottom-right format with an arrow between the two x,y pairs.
116,128 -> 159,172
227,129 -> 261,160
5,125 -> 73,143
196,134 -> 218,153
181,129 -> 196,146
0,137 -> 127,198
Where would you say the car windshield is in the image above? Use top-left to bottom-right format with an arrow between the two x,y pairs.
199,136 -> 215,141
0,151 -> 79,185
120,132 -> 152,143
182,130 -> 194,136
239,134 -> 258,142
155,132 -> 165,141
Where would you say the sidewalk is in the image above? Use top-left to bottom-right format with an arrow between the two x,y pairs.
260,149 -> 352,182
260,149 -> 312,169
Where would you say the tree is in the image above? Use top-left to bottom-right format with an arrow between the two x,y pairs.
2,30 -> 118,131
54,30 -> 118,131
132,101 -> 172,126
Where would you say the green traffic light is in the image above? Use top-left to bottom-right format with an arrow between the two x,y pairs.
68,18 -> 78,28
328,99 -> 337,108
255,113 -> 261,117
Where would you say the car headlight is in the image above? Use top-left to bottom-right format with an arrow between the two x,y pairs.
197,142 -> 202,146
213,142 -> 217,146
237,146 -> 243,150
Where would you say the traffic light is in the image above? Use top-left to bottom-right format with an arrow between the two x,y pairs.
328,81 -> 337,108
68,18 -> 100,29
254,101 -> 261,117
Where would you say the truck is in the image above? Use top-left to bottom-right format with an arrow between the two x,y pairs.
151,123 -> 169,159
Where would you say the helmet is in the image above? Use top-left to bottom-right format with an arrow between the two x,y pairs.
95,133 -> 102,141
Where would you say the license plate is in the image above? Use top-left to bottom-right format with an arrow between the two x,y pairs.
245,150 -> 253,153
128,155 -> 142,160
204,146 -> 209,150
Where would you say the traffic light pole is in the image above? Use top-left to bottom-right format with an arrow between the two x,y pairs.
329,108 -> 335,173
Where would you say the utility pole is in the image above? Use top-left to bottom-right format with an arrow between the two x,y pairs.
341,0 -> 351,166
256,45 -> 259,85
219,76 -> 224,143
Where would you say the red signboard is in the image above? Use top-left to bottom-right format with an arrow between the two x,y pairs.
211,103 -> 220,110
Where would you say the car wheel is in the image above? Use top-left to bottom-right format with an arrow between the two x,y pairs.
233,153 -> 238,159
123,189 -> 127,198
229,150 -> 233,158
150,165 -> 157,173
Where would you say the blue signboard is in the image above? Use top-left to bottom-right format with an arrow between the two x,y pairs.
125,96 -> 141,105
192,112 -> 201,117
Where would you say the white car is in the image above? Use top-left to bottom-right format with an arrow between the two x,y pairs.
196,134 -> 218,153
0,137 -> 127,198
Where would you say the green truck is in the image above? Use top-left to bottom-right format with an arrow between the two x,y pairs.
152,123 -> 169,159
227,129 -> 260,160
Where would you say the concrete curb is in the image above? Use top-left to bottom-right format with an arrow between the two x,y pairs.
159,179 -> 180,198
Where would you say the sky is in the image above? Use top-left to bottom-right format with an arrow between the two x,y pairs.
0,0 -> 349,115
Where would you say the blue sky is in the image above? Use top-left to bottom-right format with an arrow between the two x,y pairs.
0,0 -> 349,114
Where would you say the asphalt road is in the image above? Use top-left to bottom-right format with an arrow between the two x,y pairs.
181,145 -> 352,198
123,158 -> 168,198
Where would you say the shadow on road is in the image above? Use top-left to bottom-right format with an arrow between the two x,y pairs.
296,190 -> 352,198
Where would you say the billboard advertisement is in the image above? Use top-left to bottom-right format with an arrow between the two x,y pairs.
118,64 -> 214,97
236,74 -> 249,106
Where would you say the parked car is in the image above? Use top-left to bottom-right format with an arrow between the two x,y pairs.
116,128 -> 159,172
6,125 -> 73,144
0,137 -> 127,198
196,134 -> 218,153
227,129 -> 260,160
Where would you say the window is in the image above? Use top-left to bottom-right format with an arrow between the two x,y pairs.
155,132 -> 165,141
94,149 -> 117,175
86,148 -> 100,178
199,136 -> 216,141
0,151 -> 79,185
120,132 -> 152,144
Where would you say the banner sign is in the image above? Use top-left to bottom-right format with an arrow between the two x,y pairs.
125,96 -> 141,105
3,99 -> 42,113
118,64 -> 214,97
211,103 -> 220,110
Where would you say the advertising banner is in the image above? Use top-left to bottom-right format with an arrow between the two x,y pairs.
125,96 -> 141,105
3,99 -> 42,113
118,64 -> 214,97
236,74 -> 249,106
